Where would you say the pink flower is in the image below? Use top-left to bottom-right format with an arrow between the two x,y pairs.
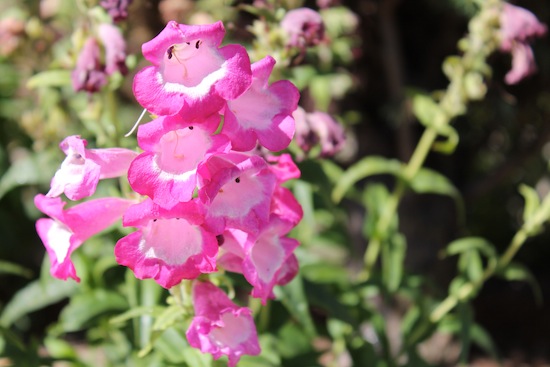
97,23 -> 128,76
186,281 -> 261,366
114,199 -> 218,288
294,107 -> 346,158
197,152 -> 276,235
266,153 -> 301,183
47,135 -> 138,201
219,219 -> 299,304
34,194 -> 134,281
281,7 -> 325,49
100,0 -> 133,22
128,115 -> 230,209
72,38 -> 107,93
133,21 -> 252,119
499,3 -> 547,84
222,56 -> 299,152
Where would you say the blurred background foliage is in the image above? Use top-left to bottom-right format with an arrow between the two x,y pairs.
1,0 -> 550,366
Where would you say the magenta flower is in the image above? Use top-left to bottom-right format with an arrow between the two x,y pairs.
197,152 -> 276,235
222,56 -> 299,152
294,107 -> 346,158
97,23 -> 128,76
114,199 -> 218,288
128,115 -> 230,208
266,153 -> 301,183
186,281 -> 261,366
133,21 -> 252,119
219,220 -> 299,304
499,3 -> 547,84
100,0 -> 133,22
72,37 -> 107,93
47,135 -> 138,201
281,7 -> 325,49
34,194 -> 134,281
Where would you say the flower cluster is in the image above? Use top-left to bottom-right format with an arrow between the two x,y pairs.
35,20 -> 302,365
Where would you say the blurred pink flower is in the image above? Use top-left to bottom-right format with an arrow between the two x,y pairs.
186,281 -> 261,366
97,23 -> 128,76
71,38 -> 107,93
100,0 -> 133,22
294,107 -> 346,158
499,3 -> 547,84
281,7 -> 325,49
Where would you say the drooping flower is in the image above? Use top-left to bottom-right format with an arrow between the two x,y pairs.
294,107 -> 346,158
197,152 -> 276,235
47,135 -> 138,201
281,7 -> 325,49
100,0 -> 133,22
128,114 -> 230,208
34,194 -> 134,281
222,56 -> 299,152
133,21 -> 252,119
186,281 -> 261,366
72,37 -> 108,93
114,198 -> 218,288
97,23 -> 128,76
499,3 -> 547,84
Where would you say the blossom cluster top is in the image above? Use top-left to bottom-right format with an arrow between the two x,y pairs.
35,20 -> 303,366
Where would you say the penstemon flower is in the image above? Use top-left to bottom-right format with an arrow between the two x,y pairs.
47,135 -> 137,201
186,281 -> 261,367
35,19 -> 303,365
133,21 -> 252,119
35,194 -> 134,281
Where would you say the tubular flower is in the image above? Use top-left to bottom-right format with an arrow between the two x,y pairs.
186,281 -> 261,366
47,135 -> 138,201
219,219 -> 299,304
499,3 -> 547,84
34,194 -> 134,281
71,37 -> 107,93
114,199 -> 218,288
128,114 -> 230,208
222,55 -> 299,152
281,7 -> 325,49
133,21 -> 252,119
197,152 -> 276,235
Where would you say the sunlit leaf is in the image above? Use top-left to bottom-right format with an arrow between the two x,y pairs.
332,156 -> 402,203
26,70 -> 72,89
497,262 -> 543,306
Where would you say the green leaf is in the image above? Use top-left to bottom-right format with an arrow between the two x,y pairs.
519,184 -> 541,226
381,232 -> 406,292
26,70 -> 72,89
0,150 -> 58,200
110,306 -> 166,326
497,262 -> 543,306
274,274 -> 316,338
152,305 -> 185,332
332,156 -> 402,203
58,289 -> 128,332
445,237 -> 496,259
0,278 -> 78,327
0,260 -> 32,278
412,93 -> 442,127
409,167 -> 460,200
470,322 -> 499,360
